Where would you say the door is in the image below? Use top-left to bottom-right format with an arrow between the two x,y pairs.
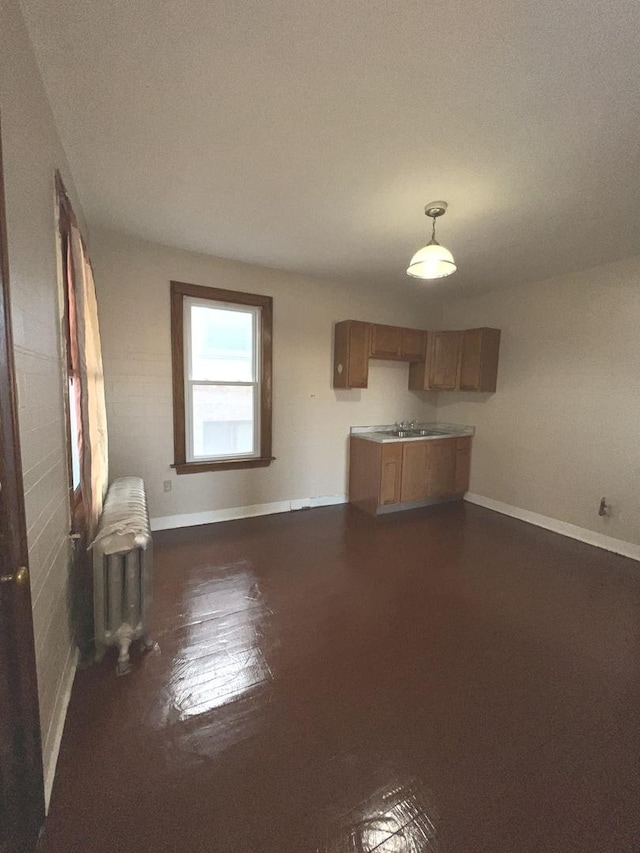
0,122 -> 45,853
428,331 -> 462,390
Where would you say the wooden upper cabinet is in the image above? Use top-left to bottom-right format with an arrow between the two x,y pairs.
400,327 -> 427,361
369,324 -> 426,361
370,324 -> 402,359
333,321 -> 371,389
427,331 -> 463,390
335,320 -> 500,392
459,328 -> 501,392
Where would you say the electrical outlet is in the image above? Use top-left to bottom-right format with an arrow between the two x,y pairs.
163,480 -> 172,493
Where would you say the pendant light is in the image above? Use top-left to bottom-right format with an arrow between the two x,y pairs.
406,201 -> 457,280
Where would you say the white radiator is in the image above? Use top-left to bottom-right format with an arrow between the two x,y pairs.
91,477 -> 155,674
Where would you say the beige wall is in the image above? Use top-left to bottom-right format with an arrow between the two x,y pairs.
91,228 -> 441,525
437,256 -> 640,546
1,0 -> 84,801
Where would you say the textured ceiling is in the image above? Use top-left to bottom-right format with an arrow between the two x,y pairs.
19,0 -> 640,293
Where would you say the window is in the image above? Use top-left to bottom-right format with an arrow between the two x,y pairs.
56,173 -> 83,511
170,281 -> 273,474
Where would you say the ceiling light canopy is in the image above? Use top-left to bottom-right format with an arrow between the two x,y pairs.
406,201 -> 457,280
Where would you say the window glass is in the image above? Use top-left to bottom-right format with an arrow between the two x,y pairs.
191,385 -> 255,458
68,376 -> 81,489
190,305 -> 254,382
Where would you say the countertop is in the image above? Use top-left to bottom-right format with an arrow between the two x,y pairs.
350,423 -> 475,443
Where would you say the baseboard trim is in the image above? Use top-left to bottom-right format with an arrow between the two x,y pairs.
43,643 -> 79,812
151,494 -> 347,531
465,493 -> 640,562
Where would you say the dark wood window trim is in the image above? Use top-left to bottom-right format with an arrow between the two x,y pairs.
55,172 -> 84,522
170,280 -> 273,474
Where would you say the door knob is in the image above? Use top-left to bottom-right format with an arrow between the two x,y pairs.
0,566 -> 29,584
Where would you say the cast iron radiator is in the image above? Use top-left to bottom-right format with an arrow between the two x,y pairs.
91,476 -> 155,674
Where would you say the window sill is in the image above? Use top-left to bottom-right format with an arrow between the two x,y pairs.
171,457 -> 275,475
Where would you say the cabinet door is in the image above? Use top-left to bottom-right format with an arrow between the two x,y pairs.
459,329 -> 483,391
347,322 -> 371,387
428,331 -> 462,390
460,328 -> 501,392
454,437 -> 471,493
425,438 -> 457,497
400,328 -> 427,361
379,443 -> 403,506
370,324 -> 402,359
333,321 -> 370,388
400,442 -> 429,503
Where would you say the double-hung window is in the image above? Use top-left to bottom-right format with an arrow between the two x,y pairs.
171,281 -> 273,473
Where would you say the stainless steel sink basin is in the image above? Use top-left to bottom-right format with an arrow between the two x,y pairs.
381,428 -> 446,438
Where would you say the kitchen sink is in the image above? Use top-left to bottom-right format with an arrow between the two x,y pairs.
381,428 -> 446,438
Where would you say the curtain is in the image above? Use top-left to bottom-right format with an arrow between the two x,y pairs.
66,217 -> 109,540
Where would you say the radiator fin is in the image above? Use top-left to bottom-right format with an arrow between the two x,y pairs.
92,477 -> 152,673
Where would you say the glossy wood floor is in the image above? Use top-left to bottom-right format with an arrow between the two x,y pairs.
40,503 -> 640,852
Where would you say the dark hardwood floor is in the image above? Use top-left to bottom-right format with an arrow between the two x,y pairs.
39,502 -> 640,852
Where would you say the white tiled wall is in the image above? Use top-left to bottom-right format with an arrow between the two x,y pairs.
1,0 -> 87,801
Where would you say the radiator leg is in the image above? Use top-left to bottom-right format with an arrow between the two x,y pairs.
142,634 -> 160,655
116,635 -> 132,676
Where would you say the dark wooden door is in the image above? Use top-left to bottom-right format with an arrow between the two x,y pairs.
0,121 -> 45,853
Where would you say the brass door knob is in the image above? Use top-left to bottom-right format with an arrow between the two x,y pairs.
0,566 -> 29,584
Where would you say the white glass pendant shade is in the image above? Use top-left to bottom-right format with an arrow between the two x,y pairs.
406,240 -> 457,280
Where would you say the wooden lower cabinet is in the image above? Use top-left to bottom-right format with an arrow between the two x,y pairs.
379,443 -> 403,505
349,435 -> 472,516
454,437 -> 471,493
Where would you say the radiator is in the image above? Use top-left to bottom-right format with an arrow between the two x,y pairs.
91,477 -> 155,675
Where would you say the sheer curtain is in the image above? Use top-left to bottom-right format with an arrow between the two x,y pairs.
68,221 -> 108,538
57,174 -> 108,540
